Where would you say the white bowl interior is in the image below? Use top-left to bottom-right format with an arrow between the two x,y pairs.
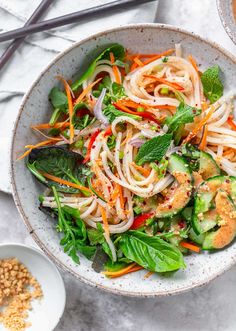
11,24 -> 236,296
0,244 -> 65,330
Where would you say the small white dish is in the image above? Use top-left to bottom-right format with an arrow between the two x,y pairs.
0,243 -> 66,331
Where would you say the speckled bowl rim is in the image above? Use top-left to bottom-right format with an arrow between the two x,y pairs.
217,0 -> 236,45
10,23 -> 236,297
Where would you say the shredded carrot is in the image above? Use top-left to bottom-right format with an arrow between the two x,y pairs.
180,241 -> 200,253
41,172 -> 91,193
117,99 -> 145,109
142,49 -> 174,65
144,75 -> 184,91
133,56 -> 144,67
99,205 -> 109,237
201,101 -> 209,111
103,263 -> 143,278
223,148 -> 235,156
110,52 -> 121,84
198,125 -> 208,150
182,106 -> 214,145
144,271 -> 154,279
188,55 -> 199,76
131,162 -> 151,177
31,122 -> 70,130
128,49 -> 174,61
227,116 -> 236,131
56,76 -> 74,144
110,184 -> 120,203
117,183 -> 124,209
17,139 -> 57,161
130,62 -> 138,72
75,78 -> 102,105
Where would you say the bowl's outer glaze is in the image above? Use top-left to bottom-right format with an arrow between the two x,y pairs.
217,0 -> 236,45
11,24 -> 236,297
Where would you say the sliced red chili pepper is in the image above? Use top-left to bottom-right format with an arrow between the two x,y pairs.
104,126 -> 113,137
130,212 -> 154,230
82,129 -> 100,163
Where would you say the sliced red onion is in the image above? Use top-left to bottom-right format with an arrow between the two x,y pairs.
129,138 -> 145,147
93,88 -> 109,126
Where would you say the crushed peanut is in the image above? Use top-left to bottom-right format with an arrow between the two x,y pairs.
0,258 -> 43,331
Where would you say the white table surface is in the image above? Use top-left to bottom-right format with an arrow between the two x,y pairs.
1,0 -> 236,330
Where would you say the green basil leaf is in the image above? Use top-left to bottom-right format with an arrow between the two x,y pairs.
71,44 -> 125,91
119,231 -> 185,272
135,134 -> 172,166
201,65 -> 224,103
103,104 -> 141,123
76,245 -> 96,260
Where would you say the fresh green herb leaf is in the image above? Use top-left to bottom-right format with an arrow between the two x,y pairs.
150,158 -> 168,179
71,44 -> 125,91
87,225 -> 105,245
166,102 -> 201,134
103,104 -> 141,123
201,65 -> 224,103
107,134 -> 116,150
133,206 -> 142,215
135,134 -> 172,166
162,56 -> 169,63
49,87 -> 68,109
104,261 -> 128,272
28,145 -> 89,194
119,231 -> 185,272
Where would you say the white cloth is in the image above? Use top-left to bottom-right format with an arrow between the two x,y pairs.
0,0 -> 159,193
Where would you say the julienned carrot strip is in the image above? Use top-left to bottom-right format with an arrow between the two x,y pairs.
56,76 -> 74,144
131,162 -> 151,177
103,263 -> 143,278
198,125 -> 208,150
188,55 -> 199,75
180,241 -> 200,253
110,52 -> 121,84
133,56 -> 144,67
227,116 -> 236,131
142,49 -> 174,65
99,205 -> 109,237
128,49 -> 174,60
31,122 -> 70,130
41,172 -> 91,193
144,75 -> 184,91
130,62 -> 138,72
144,271 -> 154,279
113,101 -> 160,124
75,78 -> 102,105
117,183 -> 124,209
182,106 -> 214,144
17,139 -> 57,161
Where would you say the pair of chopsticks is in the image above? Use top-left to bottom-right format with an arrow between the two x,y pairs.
0,0 -> 157,71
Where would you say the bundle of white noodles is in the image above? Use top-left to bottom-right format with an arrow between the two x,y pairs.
186,95 -> 236,176
43,44 -> 236,260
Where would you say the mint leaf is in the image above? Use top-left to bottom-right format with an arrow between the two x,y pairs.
103,104 -> 141,123
135,134 -> 172,166
165,102 -> 201,143
166,102 -> 201,133
201,65 -> 224,103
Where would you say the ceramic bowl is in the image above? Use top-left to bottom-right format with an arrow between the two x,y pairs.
11,24 -> 236,297
0,243 -> 65,330
217,0 -> 236,45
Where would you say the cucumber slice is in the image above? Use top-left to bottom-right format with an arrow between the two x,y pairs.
202,190 -> 236,249
192,176 -> 225,234
156,154 -> 193,218
189,228 -> 205,245
199,151 -> 221,180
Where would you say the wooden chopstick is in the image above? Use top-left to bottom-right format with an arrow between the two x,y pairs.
0,0 -> 53,71
0,0 -> 157,43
